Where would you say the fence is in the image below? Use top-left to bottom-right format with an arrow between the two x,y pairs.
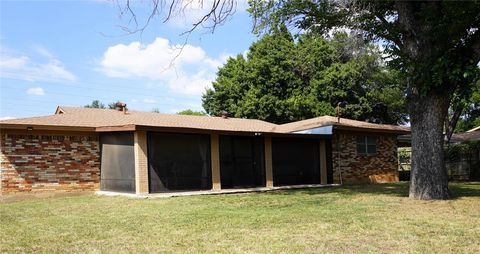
445,145 -> 480,181
397,145 -> 480,181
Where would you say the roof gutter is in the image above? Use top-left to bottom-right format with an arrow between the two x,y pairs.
332,125 -> 410,135
95,124 -> 137,132
0,124 -> 96,132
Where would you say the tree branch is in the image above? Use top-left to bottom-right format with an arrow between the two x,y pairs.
118,0 -> 236,37
374,14 -> 403,50
445,104 -> 464,145
470,32 -> 480,64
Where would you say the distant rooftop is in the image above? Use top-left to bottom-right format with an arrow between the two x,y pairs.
274,115 -> 409,133
450,128 -> 480,143
467,126 -> 480,132
0,106 -> 410,134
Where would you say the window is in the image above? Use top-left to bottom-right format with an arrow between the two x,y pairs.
356,136 -> 377,155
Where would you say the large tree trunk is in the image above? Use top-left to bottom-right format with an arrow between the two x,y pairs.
409,93 -> 450,199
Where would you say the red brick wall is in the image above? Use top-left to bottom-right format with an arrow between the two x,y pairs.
332,131 -> 399,183
1,131 -> 100,194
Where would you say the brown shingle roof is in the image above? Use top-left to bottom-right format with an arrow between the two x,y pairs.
450,130 -> 480,143
274,115 -> 409,134
0,106 -> 410,134
467,126 -> 480,132
0,106 -> 277,133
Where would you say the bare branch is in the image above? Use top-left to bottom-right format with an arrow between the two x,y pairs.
117,0 -> 237,37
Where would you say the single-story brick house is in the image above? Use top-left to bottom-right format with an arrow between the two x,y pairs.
0,106 -> 409,195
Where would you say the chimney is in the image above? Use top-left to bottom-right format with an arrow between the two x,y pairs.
116,102 -> 127,114
221,111 -> 229,119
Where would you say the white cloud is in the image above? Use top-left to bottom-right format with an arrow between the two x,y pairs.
99,37 -> 230,96
0,47 -> 76,83
0,116 -> 16,121
26,87 -> 45,96
33,45 -> 55,59
167,70 -> 213,95
242,49 -> 249,59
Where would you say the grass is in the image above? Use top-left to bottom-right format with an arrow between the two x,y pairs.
1,182 -> 480,253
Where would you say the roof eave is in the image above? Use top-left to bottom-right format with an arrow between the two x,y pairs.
0,123 -> 96,132
95,125 -> 137,132
134,125 -> 278,135
333,125 -> 410,135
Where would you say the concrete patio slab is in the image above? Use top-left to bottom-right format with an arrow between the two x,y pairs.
96,184 -> 340,199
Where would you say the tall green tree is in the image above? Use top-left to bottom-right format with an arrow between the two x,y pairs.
249,0 -> 480,199
203,27 -> 406,124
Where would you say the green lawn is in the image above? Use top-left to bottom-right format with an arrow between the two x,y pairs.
1,183 -> 479,253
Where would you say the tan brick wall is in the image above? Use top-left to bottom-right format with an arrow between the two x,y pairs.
264,136 -> 273,188
1,131 -> 100,194
332,131 -> 399,183
134,131 -> 149,194
210,133 -> 221,190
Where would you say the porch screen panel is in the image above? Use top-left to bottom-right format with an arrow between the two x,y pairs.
272,138 -> 320,186
148,132 -> 211,192
219,136 -> 265,188
100,132 -> 135,193
326,139 -> 334,184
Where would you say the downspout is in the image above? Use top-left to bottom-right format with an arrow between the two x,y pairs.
335,131 -> 343,185
335,102 -> 345,185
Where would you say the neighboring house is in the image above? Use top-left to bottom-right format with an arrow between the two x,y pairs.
447,126 -> 480,180
398,126 -> 480,146
466,126 -> 480,132
449,126 -> 480,144
0,106 -> 409,195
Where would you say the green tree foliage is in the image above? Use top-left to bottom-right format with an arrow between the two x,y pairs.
454,80 -> 480,133
84,100 -> 106,109
177,109 -> 207,116
108,101 -> 120,110
84,100 -> 119,109
203,27 -> 406,124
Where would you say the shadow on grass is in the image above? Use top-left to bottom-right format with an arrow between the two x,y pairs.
449,182 -> 480,199
269,182 -> 480,199
269,183 -> 409,197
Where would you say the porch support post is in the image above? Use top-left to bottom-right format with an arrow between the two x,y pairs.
134,130 -> 149,194
264,136 -> 274,188
319,139 -> 328,185
210,133 -> 221,190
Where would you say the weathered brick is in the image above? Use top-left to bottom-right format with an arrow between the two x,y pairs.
1,132 -> 100,194
332,131 -> 399,183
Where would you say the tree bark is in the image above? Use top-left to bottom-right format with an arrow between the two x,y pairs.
409,93 -> 450,199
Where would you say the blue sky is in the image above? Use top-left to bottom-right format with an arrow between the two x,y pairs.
0,0 -> 256,119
